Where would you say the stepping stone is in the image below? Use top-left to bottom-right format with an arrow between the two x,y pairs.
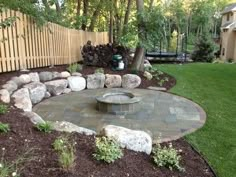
147,86 -> 167,91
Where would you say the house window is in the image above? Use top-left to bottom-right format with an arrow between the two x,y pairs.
227,13 -> 230,21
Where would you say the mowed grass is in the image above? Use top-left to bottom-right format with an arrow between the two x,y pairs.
155,63 -> 236,177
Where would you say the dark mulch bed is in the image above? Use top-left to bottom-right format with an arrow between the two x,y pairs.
0,65 -> 215,177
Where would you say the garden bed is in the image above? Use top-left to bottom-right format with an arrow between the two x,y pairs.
0,65 -> 215,177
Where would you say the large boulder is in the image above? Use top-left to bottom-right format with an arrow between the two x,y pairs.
29,72 -> 40,82
39,72 -> 53,82
100,125 -> 152,154
44,79 -> 68,96
67,76 -> 86,91
22,112 -> 45,125
19,74 -> 31,84
12,88 -> 32,112
2,81 -> 18,94
87,73 -> 105,89
105,74 -> 122,88
63,88 -> 72,94
0,89 -> 10,103
60,71 -> 71,78
52,121 -> 96,135
24,82 -> 46,104
122,74 -> 141,89
144,59 -> 152,69
72,72 -> 82,77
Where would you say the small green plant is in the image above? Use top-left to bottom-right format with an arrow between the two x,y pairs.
94,68 -> 104,74
152,143 -> 184,171
0,123 -> 10,133
52,136 -> 76,171
0,147 -> 35,177
227,58 -> 234,63
67,63 -> 83,73
0,104 -> 8,115
158,79 -> 165,86
35,121 -> 52,133
93,136 -> 123,163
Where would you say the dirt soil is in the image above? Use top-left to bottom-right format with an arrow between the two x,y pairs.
0,65 -> 215,177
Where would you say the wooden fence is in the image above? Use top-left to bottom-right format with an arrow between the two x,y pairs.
0,10 -> 108,73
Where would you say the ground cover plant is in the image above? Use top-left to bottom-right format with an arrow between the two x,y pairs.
0,122 -> 10,133
156,63 -> 236,177
35,121 -> 52,133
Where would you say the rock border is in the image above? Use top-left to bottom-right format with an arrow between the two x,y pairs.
0,70 -> 153,154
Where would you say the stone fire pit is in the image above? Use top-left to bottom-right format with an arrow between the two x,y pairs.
96,91 -> 141,115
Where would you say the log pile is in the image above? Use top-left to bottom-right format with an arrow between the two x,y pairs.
82,41 -> 131,68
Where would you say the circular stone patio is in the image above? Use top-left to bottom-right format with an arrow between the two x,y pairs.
33,88 -> 206,142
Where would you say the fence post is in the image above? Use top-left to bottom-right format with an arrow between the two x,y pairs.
17,11 -> 27,70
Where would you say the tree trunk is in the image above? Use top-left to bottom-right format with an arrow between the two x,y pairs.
82,0 -> 89,30
123,0 -> 132,35
55,0 -> 61,13
88,0 -> 103,31
131,0 -> 145,71
109,1 -> 113,43
77,0 -> 81,16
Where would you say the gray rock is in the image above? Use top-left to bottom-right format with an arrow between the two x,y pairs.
19,74 -> 31,84
44,91 -> 51,98
2,81 -> 18,94
147,86 -> 167,91
29,72 -> 40,82
0,89 -> 10,103
12,88 -> 32,112
87,73 -> 105,89
60,71 -> 71,78
22,112 -> 45,125
24,82 -> 46,104
45,79 -> 68,96
72,72 -> 82,77
144,59 -> 152,69
63,88 -> 72,94
67,76 -> 86,91
100,125 -> 152,154
11,77 -> 24,87
52,72 -> 61,79
105,74 -> 122,88
143,71 -> 153,80
52,121 -> 96,135
122,74 -> 141,89
39,72 -> 53,82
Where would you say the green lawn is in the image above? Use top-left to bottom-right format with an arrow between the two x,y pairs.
155,63 -> 236,177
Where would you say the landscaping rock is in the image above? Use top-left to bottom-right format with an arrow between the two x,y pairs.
19,74 -> 31,84
52,72 -> 61,79
105,74 -> 122,88
52,121 -> 96,135
12,88 -> 32,112
122,74 -> 141,89
67,76 -> 86,91
44,91 -> 51,98
44,79 -> 68,96
24,82 -> 46,104
22,111 -> 45,125
39,72 -> 53,82
2,81 -> 18,94
29,72 -> 40,82
100,125 -> 152,154
87,73 -> 105,89
60,71 -> 71,78
11,77 -> 24,87
63,88 -> 71,94
72,72 -> 82,77
147,86 -> 167,91
143,71 -> 153,80
144,59 -> 152,69
0,89 -> 10,103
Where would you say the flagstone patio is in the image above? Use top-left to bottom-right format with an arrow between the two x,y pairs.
33,88 -> 206,143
